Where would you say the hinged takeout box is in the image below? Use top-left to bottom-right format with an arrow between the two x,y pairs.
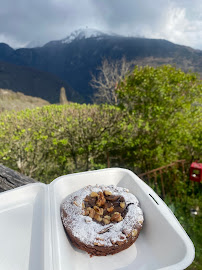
0,168 -> 195,270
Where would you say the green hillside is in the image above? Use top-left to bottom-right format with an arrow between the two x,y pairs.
0,89 -> 50,113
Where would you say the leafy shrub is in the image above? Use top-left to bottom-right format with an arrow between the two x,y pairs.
0,103 -> 123,182
117,65 -> 202,171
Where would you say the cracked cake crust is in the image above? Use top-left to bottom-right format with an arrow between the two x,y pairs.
61,185 -> 144,256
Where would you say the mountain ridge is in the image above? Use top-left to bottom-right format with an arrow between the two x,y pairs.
0,30 -> 202,103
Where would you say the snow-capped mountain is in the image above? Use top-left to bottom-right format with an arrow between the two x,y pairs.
25,29 -> 110,48
61,28 -> 109,44
1,29 -> 201,103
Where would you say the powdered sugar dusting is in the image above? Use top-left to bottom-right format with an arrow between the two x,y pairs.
61,185 -> 143,247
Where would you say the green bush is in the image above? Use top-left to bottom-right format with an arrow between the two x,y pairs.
0,103 -> 123,182
117,65 -> 202,171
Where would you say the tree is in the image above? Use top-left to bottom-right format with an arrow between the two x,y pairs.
60,87 -> 68,104
117,65 -> 202,171
90,57 -> 135,105
0,103 -> 124,181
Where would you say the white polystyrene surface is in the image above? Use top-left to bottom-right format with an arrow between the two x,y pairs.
49,168 -> 195,270
0,183 -> 48,270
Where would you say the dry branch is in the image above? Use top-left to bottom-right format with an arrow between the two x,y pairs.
90,57 -> 135,104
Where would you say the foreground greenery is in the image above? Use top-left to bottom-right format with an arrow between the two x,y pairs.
0,104 -> 126,179
171,190 -> 202,270
0,65 -> 201,268
148,167 -> 202,270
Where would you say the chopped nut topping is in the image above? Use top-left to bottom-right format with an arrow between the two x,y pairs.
83,190 -> 127,225
89,208 -> 95,218
94,213 -> 103,222
93,205 -> 99,212
73,201 -> 79,206
120,202 -> 125,208
103,218 -> 110,224
107,206 -> 114,212
96,192 -> 106,206
94,242 -> 104,246
94,206 -> 103,215
104,190 -> 112,196
138,218 -> 143,225
90,192 -> 99,197
132,229 -> 138,237
83,209 -> 90,216
111,212 -> 123,222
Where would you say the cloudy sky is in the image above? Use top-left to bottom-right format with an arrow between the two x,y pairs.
0,0 -> 202,49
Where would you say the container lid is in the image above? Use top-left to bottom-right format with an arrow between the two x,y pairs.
0,168 -> 195,270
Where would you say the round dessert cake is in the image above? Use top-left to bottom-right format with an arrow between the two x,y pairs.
61,185 -> 144,256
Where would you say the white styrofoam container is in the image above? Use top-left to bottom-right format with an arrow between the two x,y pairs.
0,168 -> 195,270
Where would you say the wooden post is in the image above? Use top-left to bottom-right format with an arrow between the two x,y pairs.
160,169 -> 165,199
147,173 -> 151,186
0,164 -> 36,192
154,171 -> 158,192
172,167 -> 177,198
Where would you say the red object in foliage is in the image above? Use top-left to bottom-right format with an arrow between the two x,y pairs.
190,162 -> 202,182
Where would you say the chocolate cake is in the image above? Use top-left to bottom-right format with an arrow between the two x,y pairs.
61,185 -> 144,256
